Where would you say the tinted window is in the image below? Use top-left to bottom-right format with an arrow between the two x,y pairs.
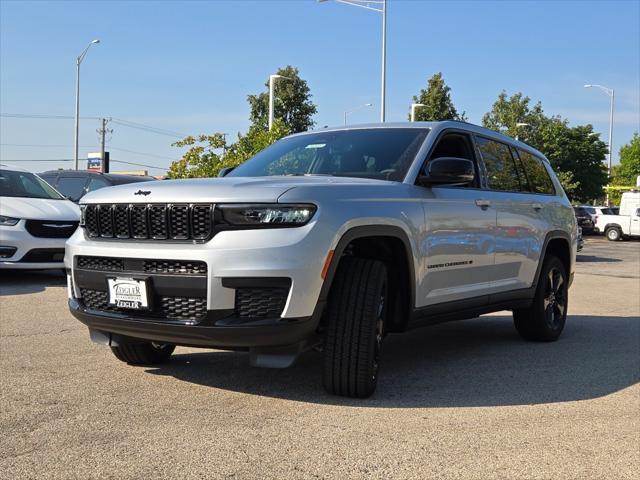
427,133 -> 479,188
228,128 -> 429,182
517,149 -> 555,195
56,176 -> 88,201
476,137 -> 522,191
86,177 -> 110,193
0,169 -> 64,200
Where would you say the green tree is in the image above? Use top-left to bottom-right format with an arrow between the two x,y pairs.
168,121 -> 290,179
482,91 -> 608,202
612,133 -> 640,186
167,133 -> 227,179
248,65 -> 317,133
410,72 -> 466,121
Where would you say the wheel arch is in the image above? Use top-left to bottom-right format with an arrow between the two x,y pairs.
318,225 -> 416,332
534,231 -> 572,289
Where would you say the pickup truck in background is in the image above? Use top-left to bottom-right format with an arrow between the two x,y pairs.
595,191 -> 640,241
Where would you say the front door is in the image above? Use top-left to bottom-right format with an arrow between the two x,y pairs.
414,131 -> 497,307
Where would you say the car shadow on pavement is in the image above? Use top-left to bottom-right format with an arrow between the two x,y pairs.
0,269 -> 65,296
145,314 -> 640,408
576,255 -> 622,263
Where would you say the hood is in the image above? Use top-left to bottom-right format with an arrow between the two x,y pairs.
0,196 -> 80,221
80,176 -> 393,204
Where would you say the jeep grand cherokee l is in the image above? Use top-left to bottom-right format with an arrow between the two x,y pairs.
66,121 -> 577,398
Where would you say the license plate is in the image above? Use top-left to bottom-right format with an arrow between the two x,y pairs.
107,277 -> 150,310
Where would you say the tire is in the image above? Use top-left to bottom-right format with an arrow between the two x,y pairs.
111,341 -> 175,365
606,227 -> 621,241
322,256 -> 388,398
513,255 -> 568,342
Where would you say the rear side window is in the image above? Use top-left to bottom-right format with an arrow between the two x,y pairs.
517,149 -> 555,195
475,137 -> 523,192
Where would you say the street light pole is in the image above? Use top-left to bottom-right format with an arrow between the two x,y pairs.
268,74 -> 290,131
410,103 -> 425,122
343,103 -> 373,125
584,84 -> 615,176
319,0 -> 387,122
74,39 -> 100,170
515,122 -> 530,141
584,84 -> 615,205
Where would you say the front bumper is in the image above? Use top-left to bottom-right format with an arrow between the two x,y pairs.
69,298 -> 320,349
0,221 -> 68,269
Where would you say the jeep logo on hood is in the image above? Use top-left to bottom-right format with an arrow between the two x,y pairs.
134,190 -> 151,196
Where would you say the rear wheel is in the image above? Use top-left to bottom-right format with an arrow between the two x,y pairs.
111,341 -> 175,365
606,227 -> 621,241
513,255 -> 568,342
322,256 -> 388,398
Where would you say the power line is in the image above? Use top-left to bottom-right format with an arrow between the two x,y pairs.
1,143 -> 176,160
2,158 -> 168,171
1,113 -> 187,138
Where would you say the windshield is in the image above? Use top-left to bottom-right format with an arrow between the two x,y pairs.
0,169 -> 64,200
228,128 -> 430,182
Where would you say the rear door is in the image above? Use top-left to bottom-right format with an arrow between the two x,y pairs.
474,137 -> 544,292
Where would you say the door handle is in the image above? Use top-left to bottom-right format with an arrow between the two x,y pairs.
475,199 -> 491,210
532,203 -> 543,211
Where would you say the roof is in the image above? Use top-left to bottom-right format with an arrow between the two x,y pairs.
291,121 -> 548,162
39,170 -> 154,184
0,163 -> 31,173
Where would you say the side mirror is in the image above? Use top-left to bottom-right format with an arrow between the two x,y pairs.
218,167 -> 235,177
418,157 -> 475,186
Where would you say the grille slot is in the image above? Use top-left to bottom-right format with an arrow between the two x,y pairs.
130,205 -> 149,239
143,260 -> 207,275
235,288 -> 288,318
76,256 -> 124,271
80,288 -> 207,321
83,203 -> 213,241
98,205 -> 114,238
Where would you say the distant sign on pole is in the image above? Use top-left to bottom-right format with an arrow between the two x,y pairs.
87,152 -> 109,173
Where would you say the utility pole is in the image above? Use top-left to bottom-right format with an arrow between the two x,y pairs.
97,117 -> 112,172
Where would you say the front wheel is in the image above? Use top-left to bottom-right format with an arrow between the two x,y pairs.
111,341 -> 175,365
513,255 -> 568,342
322,257 -> 388,398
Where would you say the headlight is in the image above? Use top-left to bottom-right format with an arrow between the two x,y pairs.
0,215 -> 19,226
219,204 -> 316,227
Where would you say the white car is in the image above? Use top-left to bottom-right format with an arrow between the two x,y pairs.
0,164 -> 80,269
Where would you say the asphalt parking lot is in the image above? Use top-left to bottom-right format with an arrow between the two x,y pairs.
1,236 -> 639,479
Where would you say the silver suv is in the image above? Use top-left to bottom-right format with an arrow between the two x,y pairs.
66,121 -> 577,398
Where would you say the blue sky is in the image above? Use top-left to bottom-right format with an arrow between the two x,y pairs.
1,0 -> 639,174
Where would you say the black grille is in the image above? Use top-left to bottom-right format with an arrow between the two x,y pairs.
80,288 -> 207,321
75,256 -> 206,275
76,256 -> 124,271
83,204 -> 213,241
25,220 -> 79,239
143,260 -> 207,275
20,248 -> 65,263
235,288 -> 288,318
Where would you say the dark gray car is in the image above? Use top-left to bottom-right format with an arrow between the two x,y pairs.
39,170 -> 154,202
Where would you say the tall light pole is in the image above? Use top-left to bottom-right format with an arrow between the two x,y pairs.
344,103 -> 373,125
410,103 -> 425,122
74,39 -> 100,170
268,74 -> 290,130
584,84 -> 615,176
319,0 -> 387,122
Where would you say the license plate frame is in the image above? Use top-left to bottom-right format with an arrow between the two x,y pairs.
107,276 -> 151,311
